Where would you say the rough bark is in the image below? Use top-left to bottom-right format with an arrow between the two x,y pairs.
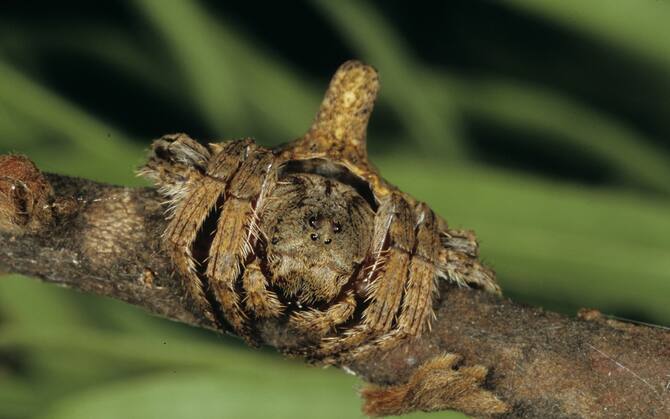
0,155 -> 668,418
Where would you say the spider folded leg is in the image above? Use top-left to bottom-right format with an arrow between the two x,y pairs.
139,134 -> 219,324
397,203 -> 440,336
163,179 -> 226,325
439,249 -> 501,295
437,217 -> 501,295
141,137 -> 255,327
138,134 -> 210,200
348,203 -> 441,357
242,259 -> 283,319
206,148 -> 275,344
288,290 -> 357,337
442,228 -> 479,257
363,199 -> 413,333
206,197 -> 252,337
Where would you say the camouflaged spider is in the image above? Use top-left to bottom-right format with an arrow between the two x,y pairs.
139,61 -> 500,363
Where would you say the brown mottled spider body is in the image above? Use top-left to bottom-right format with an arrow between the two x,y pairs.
140,61 -> 500,363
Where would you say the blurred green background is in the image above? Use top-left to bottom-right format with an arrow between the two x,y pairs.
1,1 -> 669,418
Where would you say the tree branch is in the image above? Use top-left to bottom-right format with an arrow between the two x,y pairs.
0,155 -> 668,418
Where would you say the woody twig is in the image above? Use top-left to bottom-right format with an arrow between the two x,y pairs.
0,154 -> 668,418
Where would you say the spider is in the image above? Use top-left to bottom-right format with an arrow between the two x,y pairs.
139,60 -> 500,363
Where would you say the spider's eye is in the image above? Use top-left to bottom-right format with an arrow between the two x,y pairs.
310,233 -> 319,241
332,222 -> 341,233
309,216 -> 318,228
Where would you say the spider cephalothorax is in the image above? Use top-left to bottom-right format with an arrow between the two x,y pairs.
139,60 -> 501,363
261,171 -> 374,305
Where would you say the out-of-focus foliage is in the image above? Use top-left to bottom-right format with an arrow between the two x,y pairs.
0,1 -> 668,418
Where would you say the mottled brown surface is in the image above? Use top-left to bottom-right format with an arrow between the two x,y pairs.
137,61 -> 501,377
346,291 -> 670,418
361,354 -> 509,417
0,170 -> 668,418
2,60 -> 669,418
286,60 -> 378,167
0,154 -> 53,233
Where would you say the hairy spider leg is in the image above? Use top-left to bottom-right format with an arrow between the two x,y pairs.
140,135 -> 235,326
164,178 -> 226,325
438,248 -> 501,295
139,134 -> 211,205
398,203 -> 441,336
288,290 -> 357,336
347,203 -> 442,360
363,194 -> 414,331
164,139 -> 250,325
205,146 -> 277,345
441,228 -> 479,257
242,259 -> 284,318
435,219 -> 501,295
